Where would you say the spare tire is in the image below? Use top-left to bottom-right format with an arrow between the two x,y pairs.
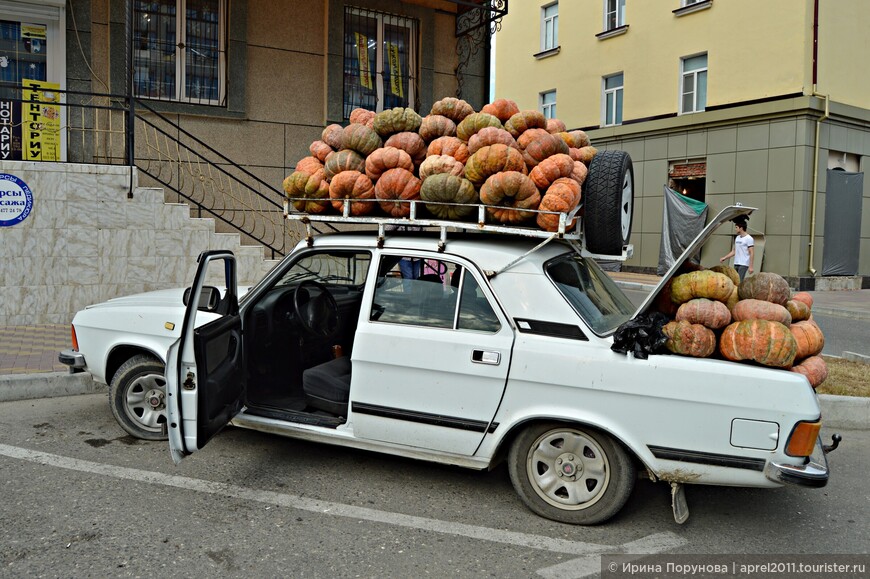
583,150 -> 634,255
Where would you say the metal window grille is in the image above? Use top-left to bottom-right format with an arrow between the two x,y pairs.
343,6 -> 419,121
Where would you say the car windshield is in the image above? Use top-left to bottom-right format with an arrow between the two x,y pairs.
545,253 -> 635,335
273,251 -> 371,288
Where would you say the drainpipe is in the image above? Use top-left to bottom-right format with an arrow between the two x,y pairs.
808,92 -> 828,276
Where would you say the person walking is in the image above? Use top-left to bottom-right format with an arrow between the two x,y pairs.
719,216 -> 754,281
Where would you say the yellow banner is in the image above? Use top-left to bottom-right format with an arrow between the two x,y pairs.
355,33 -> 372,90
21,24 -> 46,40
22,79 -> 61,162
387,43 -> 403,98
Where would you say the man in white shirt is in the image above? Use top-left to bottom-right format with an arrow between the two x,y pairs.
719,216 -> 754,281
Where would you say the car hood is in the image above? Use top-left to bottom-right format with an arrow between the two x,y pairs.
630,204 -> 755,320
85,287 -> 250,310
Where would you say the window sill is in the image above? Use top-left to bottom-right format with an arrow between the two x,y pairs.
673,1 -> 712,17
534,46 -> 561,60
595,25 -> 629,40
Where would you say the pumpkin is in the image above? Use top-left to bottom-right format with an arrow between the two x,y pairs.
791,355 -> 828,389
790,320 -> 825,359
670,271 -> 735,304
419,154 -> 465,181
420,173 -> 479,219
481,98 -> 520,123
349,107 -> 375,127
295,156 -> 323,174
675,298 -> 732,330
365,147 -> 414,182
374,168 -> 422,217
328,170 -> 375,215
536,178 -> 581,231
427,136 -> 470,164
283,169 -> 330,213
655,279 -> 680,317
505,110 -> 548,138
725,286 -> 739,311
710,264 -> 740,286
340,123 -> 382,156
468,127 -> 519,155
522,133 -> 570,168
786,299 -> 812,322
719,320 -> 797,368
309,140 -> 333,162
791,291 -> 814,308
663,320 -> 717,357
529,153 -> 575,190
418,114 -> 457,142
554,132 -> 574,148
569,145 -> 598,165
567,130 -> 591,148
324,149 -> 366,179
321,124 -> 344,149
517,128 -> 551,149
570,161 -> 588,187
373,107 -> 422,137
732,299 -> 792,326
464,144 -> 527,186
430,97 -> 475,122
385,131 -> 427,165
546,118 -> 567,134
480,171 -> 541,223
738,272 -> 791,306
456,112 -> 503,142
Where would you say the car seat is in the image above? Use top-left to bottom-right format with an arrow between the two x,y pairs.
301,356 -> 352,416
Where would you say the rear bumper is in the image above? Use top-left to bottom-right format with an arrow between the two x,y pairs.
764,436 -> 829,488
58,349 -> 86,372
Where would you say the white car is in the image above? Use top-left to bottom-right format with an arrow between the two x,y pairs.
61,196 -> 836,525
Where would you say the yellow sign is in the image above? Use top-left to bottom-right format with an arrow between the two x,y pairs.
387,43 -> 403,98
21,24 -> 46,40
22,79 -> 61,162
355,33 -> 372,90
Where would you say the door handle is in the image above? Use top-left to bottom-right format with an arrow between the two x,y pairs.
471,350 -> 500,365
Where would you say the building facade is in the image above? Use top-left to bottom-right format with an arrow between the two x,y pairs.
495,0 -> 870,286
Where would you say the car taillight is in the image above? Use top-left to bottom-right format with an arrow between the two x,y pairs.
71,324 -> 79,351
785,420 -> 821,457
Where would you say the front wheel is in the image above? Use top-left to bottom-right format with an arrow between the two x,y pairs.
508,423 -> 635,525
109,354 -> 168,441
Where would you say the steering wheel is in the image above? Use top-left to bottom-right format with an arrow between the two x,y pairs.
293,280 -> 340,339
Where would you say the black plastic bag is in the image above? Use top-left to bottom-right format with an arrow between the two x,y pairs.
611,312 -> 670,359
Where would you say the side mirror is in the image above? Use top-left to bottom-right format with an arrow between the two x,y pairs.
183,286 -> 222,312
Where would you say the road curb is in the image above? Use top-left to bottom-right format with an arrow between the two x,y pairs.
811,307 -> 870,321
819,394 -> 870,431
613,280 -> 659,292
0,372 -> 102,403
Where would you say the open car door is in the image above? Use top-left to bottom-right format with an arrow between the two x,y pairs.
167,250 -> 245,464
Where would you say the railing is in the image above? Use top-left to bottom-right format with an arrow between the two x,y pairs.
0,83 -> 301,259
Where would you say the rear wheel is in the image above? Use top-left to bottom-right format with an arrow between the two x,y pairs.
508,423 -> 635,524
109,354 -> 168,441
583,150 -> 634,255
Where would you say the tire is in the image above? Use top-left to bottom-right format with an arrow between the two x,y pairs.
109,354 -> 168,441
583,150 -> 634,256
507,423 -> 635,525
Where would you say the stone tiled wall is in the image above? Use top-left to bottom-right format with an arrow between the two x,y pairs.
0,161 -> 278,326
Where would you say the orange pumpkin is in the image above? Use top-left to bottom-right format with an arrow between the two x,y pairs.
324,149 -> 366,179
365,147 -> 414,182
505,110 -> 548,138
384,131 -> 427,165
464,144 -> 526,186
426,136 -> 470,164
536,178 -> 581,232
456,112 -> 503,142
517,128 -> 552,149
295,156 -> 323,174
419,155 -> 465,181
738,272 -> 791,306
480,171 -> 541,224
418,114 -> 457,142
663,320 -> 717,357
523,133 -> 570,168
791,291 -> 814,308
719,320 -> 797,368
430,97 -> 475,122
569,145 -> 598,166
670,271 -> 735,304
349,107 -> 375,127
321,124 -> 344,149
374,168 -> 422,217
790,320 -> 825,359
480,98 -> 520,123
675,298 -> 732,330
567,130 -> 591,148
529,153 -> 574,190
732,299 -> 792,326
468,127 -> 519,155
786,299 -> 812,322
790,355 -> 828,389
546,118 -> 567,134
570,161 -> 588,187
328,170 -> 375,215
309,140 -> 333,162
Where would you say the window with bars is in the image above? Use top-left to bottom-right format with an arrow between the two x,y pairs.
603,73 -> 623,126
541,3 -> 558,52
681,53 -> 707,114
343,7 -> 418,121
540,90 -> 556,119
132,0 -> 226,105
604,0 -> 626,30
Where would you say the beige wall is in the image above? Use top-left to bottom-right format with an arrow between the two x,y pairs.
817,0 -> 870,109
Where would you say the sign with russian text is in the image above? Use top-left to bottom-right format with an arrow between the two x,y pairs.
387,43 -> 403,98
0,173 -> 34,227
355,33 -> 373,90
22,79 -> 61,162
0,99 -> 22,160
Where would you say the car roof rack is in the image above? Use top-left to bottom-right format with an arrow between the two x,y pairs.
284,198 -> 633,263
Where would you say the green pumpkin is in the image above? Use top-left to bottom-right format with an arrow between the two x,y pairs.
373,107 -> 423,137
340,123 -> 382,156
420,173 -> 478,219
456,112 -> 503,142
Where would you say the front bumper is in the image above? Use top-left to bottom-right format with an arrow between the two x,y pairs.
58,349 -> 86,372
764,436 -> 829,488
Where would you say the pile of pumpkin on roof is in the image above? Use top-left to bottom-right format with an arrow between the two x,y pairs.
655,266 -> 828,389
283,97 -> 597,232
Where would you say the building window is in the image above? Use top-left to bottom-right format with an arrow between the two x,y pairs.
343,7 -> 418,121
133,0 -> 226,105
540,90 -> 556,119
682,0 -> 704,5
681,53 -> 707,114
603,73 -> 623,126
604,0 -> 626,30
541,3 -> 558,51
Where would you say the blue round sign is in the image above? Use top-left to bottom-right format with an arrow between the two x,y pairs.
0,173 -> 33,227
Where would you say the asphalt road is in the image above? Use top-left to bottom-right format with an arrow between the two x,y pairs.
1,394 -> 867,578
